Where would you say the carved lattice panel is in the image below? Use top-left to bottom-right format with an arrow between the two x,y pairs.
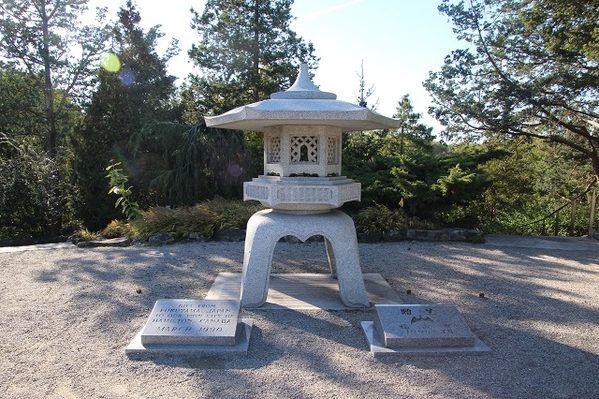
290,136 -> 318,163
327,137 -> 339,164
267,136 -> 281,163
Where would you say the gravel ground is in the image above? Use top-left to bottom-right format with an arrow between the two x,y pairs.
1,237 -> 598,399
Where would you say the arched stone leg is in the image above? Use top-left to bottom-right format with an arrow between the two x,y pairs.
240,210 -> 279,308
324,238 -> 338,278
240,209 -> 370,308
321,212 -> 369,308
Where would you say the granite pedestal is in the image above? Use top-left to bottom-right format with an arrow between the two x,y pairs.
126,299 -> 252,356
241,209 -> 370,308
362,304 -> 491,357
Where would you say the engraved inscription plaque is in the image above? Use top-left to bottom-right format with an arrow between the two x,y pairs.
373,304 -> 477,348
140,299 -> 240,346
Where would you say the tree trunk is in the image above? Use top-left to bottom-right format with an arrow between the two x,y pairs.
251,0 -> 261,102
589,189 -> 597,237
41,0 -> 61,236
569,199 -> 577,236
41,1 -> 57,157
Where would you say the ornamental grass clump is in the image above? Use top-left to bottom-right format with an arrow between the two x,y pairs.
101,220 -> 134,238
77,228 -> 101,241
208,198 -> 264,231
131,203 -> 217,240
129,198 -> 264,240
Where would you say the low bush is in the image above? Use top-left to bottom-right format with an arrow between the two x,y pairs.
101,220 -> 134,239
355,203 -> 435,239
77,228 -> 102,241
131,203 -> 216,239
209,198 -> 264,230
97,200 -> 449,243
128,198 -> 265,240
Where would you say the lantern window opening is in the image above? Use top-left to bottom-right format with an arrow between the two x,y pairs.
327,136 -> 339,165
267,136 -> 281,164
290,136 -> 318,163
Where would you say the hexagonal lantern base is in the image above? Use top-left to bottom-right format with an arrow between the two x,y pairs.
244,176 -> 361,212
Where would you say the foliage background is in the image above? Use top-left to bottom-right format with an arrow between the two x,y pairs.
0,0 -> 597,241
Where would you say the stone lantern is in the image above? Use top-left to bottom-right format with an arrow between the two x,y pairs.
205,64 -> 398,308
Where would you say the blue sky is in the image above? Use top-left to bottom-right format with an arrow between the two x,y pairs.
86,0 -> 463,134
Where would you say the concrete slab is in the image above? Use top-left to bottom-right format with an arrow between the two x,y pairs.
139,299 -> 240,346
372,304 -> 478,348
483,234 -> 599,250
361,321 -> 491,357
205,273 -> 400,310
126,319 -> 253,356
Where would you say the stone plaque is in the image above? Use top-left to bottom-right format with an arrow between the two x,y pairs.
373,304 -> 476,348
140,299 -> 240,346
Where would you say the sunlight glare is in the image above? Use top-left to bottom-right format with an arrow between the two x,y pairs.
100,52 -> 121,72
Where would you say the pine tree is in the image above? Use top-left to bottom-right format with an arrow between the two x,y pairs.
70,0 -> 178,229
185,0 -> 319,116
392,94 -> 434,156
425,0 -> 599,185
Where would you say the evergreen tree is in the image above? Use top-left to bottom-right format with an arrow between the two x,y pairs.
0,0 -> 108,156
181,0 -> 319,178
344,95 -> 436,212
185,0 -> 319,116
70,1 -> 178,230
392,144 -> 504,226
355,60 -> 378,110
343,129 -> 402,210
392,94 -> 434,156
129,121 -> 251,206
343,92 -> 503,227
425,0 -> 599,187
478,137 -> 595,235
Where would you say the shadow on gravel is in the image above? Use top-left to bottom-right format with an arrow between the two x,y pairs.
30,243 -> 245,338
373,324 -> 599,398
359,242 -> 599,397
21,240 -> 599,397
128,353 -> 228,369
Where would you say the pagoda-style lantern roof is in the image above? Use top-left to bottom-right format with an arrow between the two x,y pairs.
204,64 -> 399,131
204,64 -> 399,212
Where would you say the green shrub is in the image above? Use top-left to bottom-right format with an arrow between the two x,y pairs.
355,203 -> 435,238
131,204 -> 216,239
0,143 -> 65,240
208,198 -> 264,230
105,162 -> 141,221
128,198 -> 265,240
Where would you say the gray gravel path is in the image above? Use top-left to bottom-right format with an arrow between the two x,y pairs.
1,236 -> 598,398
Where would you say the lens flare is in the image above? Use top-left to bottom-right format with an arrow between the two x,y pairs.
100,52 -> 121,72
119,69 -> 136,86
228,163 -> 242,178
